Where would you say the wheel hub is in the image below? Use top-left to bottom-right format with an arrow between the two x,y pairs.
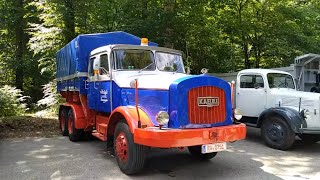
115,132 -> 128,162
267,123 -> 284,142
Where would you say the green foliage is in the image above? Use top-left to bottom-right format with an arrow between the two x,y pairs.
37,81 -> 63,114
0,85 -> 28,117
1,0 -> 320,110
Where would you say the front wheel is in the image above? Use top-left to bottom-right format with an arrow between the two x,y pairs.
114,122 -> 146,175
261,116 -> 296,150
188,146 -> 217,160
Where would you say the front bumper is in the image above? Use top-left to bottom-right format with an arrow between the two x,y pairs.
134,123 -> 246,148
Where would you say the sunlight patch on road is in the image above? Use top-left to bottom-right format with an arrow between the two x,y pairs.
16,161 -> 26,165
252,155 -> 316,180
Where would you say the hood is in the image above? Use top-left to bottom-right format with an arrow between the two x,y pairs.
113,71 -> 190,90
270,88 -> 320,110
270,88 -> 320,99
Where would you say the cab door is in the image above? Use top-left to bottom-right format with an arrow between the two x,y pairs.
236,74 -> 267,117
87,56 -> 98,109
87,54 -> 112,112
96,54 -> 112,113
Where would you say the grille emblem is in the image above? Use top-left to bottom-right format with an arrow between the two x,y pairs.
197,97 -> 219,107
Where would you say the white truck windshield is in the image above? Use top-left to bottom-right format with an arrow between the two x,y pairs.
113,49 -> 184,73
267,73 -> 295,89
114,49 -> 155,70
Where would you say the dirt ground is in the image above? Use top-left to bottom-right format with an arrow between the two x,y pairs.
0,116 -> 60,139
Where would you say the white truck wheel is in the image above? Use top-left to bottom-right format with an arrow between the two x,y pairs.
261,116 -> 296,150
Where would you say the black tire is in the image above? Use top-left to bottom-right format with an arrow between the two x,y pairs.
310,87 -> 318,93
261,116 -> 296,150
299,134 -> 320,144
114,122 -> 146,175
59,107 -> 68,136
188,145 -> 217,160
68,109 -> 82,142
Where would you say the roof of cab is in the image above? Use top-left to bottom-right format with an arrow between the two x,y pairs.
90,44 -> 182,56
238,69 -> 292,76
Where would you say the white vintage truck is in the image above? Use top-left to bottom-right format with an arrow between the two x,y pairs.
215,69 -> 320,150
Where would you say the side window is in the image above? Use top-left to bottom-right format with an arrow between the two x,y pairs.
100,54 -> 109,74
255,76 -> 264,88
88,57 -> 95,77
240,75 -> 264,88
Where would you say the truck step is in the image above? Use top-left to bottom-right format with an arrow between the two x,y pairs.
92,132 -> 107,141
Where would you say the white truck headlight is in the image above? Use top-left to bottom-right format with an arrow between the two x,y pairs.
301,109 -> 310,119
156,111 -> 169,125
233,108 -> 242,121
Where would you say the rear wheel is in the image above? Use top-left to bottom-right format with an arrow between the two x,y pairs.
188,145 -> 217,160
59,107 -> 68,136
114,122 -> 146,175
68,110 -> 82,142
299,134 -> 320,144
261,116 -> 296,150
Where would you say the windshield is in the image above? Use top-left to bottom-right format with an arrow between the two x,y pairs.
113,49 -> 155,70
267,73 -> 295,89
156,52 -> 184,73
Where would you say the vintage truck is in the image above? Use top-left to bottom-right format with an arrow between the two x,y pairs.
215,69 -> 320,150
56,31 -> 246,174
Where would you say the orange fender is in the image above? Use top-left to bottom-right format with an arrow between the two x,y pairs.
63,103 -> 86,129
107,106 -> 154,136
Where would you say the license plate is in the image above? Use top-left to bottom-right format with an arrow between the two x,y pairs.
201,142 -> 227,154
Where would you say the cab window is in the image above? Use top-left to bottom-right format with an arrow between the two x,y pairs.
240,75 -> 264,88
88,57 -> 95,76
100,54 -> 109,75
113,49 -> 154,70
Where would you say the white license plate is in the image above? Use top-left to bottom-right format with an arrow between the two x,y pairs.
201,142 -> 227,154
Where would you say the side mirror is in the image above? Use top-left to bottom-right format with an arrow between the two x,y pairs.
185,67 -> 191,74
93,57 -> 101,71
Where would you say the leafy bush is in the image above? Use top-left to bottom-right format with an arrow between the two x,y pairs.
0,85 -> 29,117
37,81 -> 63,115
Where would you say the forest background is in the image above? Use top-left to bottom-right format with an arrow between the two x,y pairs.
1,0 -> 320,113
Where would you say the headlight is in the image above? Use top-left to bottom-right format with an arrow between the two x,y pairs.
156,111 -> 169,126
300,109 -> 310,119
233,108 -> 242,121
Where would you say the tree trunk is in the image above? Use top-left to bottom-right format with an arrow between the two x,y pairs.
15,0 -> 25,90
63,0 -> 76,42
243,40 -> 250,69
163,0 -> 175,48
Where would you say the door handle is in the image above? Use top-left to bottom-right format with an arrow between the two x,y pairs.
94,82 -> 99,89
85,80 -> 89,89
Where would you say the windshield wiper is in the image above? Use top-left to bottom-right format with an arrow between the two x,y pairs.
138,62 -> 154,73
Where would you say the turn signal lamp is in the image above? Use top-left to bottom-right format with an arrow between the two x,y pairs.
141,38 -> 148,46
233,108 -> 242,121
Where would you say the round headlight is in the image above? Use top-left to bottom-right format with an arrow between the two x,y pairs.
233,108 -> 242,121
156,111 -> 169,125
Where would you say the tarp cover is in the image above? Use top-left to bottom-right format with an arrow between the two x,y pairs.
56,31 -> 158,79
